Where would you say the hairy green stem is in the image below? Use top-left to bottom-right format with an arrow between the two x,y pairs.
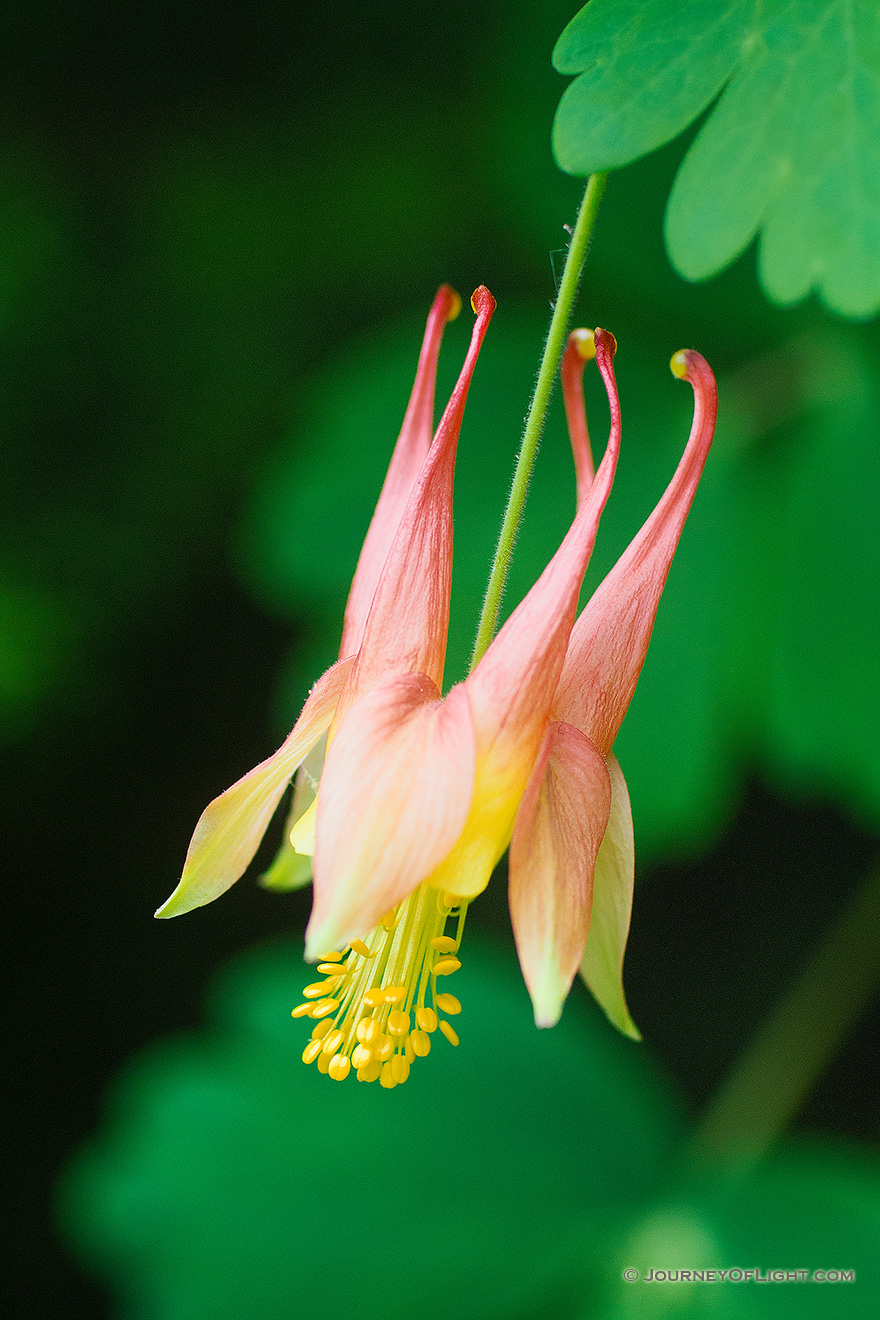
468,171 -> 608,671
691,859 -> 880,1169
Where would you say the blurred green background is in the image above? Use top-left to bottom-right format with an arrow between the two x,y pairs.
4,1 -> 878,1316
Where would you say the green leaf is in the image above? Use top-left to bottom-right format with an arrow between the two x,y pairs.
600,1144 -> 880,1317
59,937 -> 681,1320
553,1 -> 880,319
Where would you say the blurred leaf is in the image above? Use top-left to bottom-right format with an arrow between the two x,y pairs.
59,936 -> 681,1320
0,575 -> 81,738
763,330 -> 880,828
553,1 -> 880,318
600,1144 -> 880,1317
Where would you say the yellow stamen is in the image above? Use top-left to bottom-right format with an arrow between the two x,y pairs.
411,1029 -> 431,1056
291,883 -> 468,1085
328,1053 -> 351,1081
432,957 -> 461,976
320,1030 -> 345,1056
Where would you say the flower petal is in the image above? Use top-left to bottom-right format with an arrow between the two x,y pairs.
579,753 -> 641,1040
554,350 -> 718,755
509,721 -> 611,1028
336,288 -> 495,716
561,327 -> 596,503
339,285 -> 461,659
429,330 -> 621,899
306,674 -> 475,957
155,658 -> 352,919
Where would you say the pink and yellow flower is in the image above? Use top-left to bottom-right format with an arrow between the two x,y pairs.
157,287 -> 717,1087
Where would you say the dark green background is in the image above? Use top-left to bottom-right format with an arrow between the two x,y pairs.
3,2 -> 878,1316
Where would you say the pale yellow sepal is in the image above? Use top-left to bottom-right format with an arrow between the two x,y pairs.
580,752 -> 641,1040
259,844 -> 313,892
288,797 -> 317,855
155,659 -> 350,919
259,737 -> 325,890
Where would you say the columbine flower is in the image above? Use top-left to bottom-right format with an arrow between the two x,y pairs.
156,286 -> 717,1089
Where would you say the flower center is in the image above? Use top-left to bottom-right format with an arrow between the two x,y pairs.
291,885 -> 467,1087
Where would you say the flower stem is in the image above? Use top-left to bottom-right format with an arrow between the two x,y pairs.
468,171 -> 608,671
691,858 -> 880,1170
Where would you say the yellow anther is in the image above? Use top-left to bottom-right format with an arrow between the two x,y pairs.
431,936 -> 458,952
444,286 -> 462,322
391,1055 -> 411,1084
387,1010 -> 410,1036
432,957 -> 461,976
670,349 -> 689,379
309,998 -> 339,1019
302,1040 -> 323,1065
356,1017 -> 381,1045
435,993 -> 461,1015
411,1029 -> 431,1057
571,327 -> 596,361
321,1030 -> 345,1056
376,1034 -> 394,1061
439,1021 -> 460,1047
294,881 -> 469,1083
328,1053 -> 351,1081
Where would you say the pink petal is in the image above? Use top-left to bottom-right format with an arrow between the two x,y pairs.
339,285 -> 461,659
155,657 -> 353,919
580,752 -> 640,1040
554,349 -> 718,755
455,330 -> 620,871
306,674 -> 475,957
335,288 -> 495,724
509,720 -> 611,1028
561,328 -> 596,503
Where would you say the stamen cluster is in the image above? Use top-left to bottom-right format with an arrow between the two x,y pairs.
291,884 -> 466,1087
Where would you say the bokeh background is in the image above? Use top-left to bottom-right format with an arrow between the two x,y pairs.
4,1 -> 879,1316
